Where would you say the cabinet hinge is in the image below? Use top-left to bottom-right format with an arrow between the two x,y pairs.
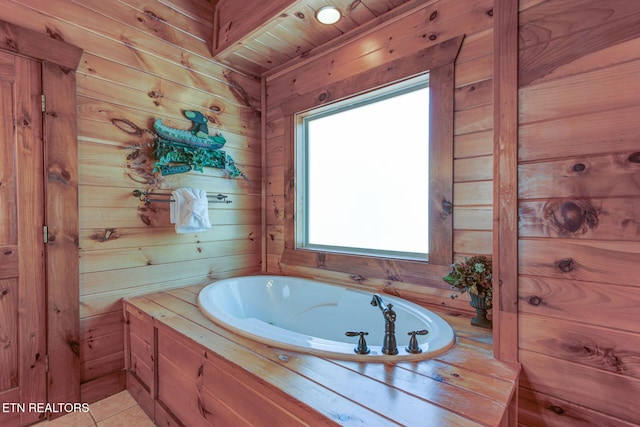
41,94 -> 46,112
43,225 -> 48,243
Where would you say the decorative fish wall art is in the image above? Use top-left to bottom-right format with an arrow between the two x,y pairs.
152,110 -> 246,179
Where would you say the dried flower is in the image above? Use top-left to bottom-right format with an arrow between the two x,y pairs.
443,255 -> 493,306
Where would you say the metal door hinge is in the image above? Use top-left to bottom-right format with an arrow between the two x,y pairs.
41,94 -> 46,112
43,226 -> 48,243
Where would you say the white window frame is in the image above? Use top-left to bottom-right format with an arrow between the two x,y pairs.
294,74 -> 430,261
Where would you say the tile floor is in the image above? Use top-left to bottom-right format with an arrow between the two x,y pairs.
40,391 -> 153,427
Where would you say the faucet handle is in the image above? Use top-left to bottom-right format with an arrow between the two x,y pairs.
345,331 -> 370,355
405,329 -> 429,354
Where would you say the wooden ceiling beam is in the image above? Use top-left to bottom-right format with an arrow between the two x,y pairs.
213,0 -> 297,56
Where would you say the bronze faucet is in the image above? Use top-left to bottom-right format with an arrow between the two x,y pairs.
370,294 -> 398,355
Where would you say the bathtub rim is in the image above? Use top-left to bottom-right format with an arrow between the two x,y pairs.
197,275 -> 456,362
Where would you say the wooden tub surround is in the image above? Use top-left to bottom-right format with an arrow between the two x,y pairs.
123,284 -> 519,426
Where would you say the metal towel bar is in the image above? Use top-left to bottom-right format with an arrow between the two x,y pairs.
132,189 -> 232,204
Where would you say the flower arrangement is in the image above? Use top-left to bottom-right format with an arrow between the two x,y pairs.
443,255 -> 493,307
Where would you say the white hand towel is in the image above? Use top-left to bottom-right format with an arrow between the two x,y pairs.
170,188 -> 211,234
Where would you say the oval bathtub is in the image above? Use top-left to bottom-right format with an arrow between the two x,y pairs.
197,275 -> 455,361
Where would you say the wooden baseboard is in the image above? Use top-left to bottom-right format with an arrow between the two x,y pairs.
80,372 -> 126,404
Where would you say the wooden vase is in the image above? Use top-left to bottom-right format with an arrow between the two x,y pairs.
469,293 -> 492,329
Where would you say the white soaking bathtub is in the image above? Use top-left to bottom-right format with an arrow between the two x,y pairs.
197,275 -> 455,361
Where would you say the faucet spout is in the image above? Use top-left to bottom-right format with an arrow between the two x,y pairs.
370,294 -> 387,311
370,294 -> 398,355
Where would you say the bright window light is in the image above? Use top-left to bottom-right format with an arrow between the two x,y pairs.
296,75 -> 430,259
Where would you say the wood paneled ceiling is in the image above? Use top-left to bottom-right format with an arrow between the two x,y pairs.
212,0 -> 414,77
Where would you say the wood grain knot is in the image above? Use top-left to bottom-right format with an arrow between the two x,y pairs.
92,228 -> 120,242
111,118 -> 144,136
441,199 -> 453,215
46,27 -> 65,42
572,163 -> 586,172
563,343 -> 626,371
350,273 -> 366,283
144,9 -> 166,22
386,272 -> 400,281
628,152 -> 640,163
227,81 -> 253,108
429,11 -> 438,20
140,215 -> 151,226
560,201 -> 594,233
527,296 -> 542,306
4,37 -> 17,50
197,397 -> 211,418
544,200 -> 599,235
316,253 -> 327,269
557,258 -> 574,273
548,405 -> 564,415
383,284 -> 401,296
68,338 -> 80,357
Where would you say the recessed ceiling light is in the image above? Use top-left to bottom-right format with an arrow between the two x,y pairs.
316,6 -> 341,25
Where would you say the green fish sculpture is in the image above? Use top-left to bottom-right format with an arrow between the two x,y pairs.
151,110 -> 246,180
153,110 -> 226,150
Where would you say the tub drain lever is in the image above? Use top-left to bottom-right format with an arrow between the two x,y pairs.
406,329 -> 429,354
345,331 -> 370,355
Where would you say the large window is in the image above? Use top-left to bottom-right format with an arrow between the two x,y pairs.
281,36 -> 462,277
295,75 -> 430,260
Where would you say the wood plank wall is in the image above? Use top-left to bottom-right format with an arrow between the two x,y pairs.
0,0 -> 262,402
265,0 -> 640,424
265,0 -> 495,309
516,1 -> 640,425
2,0 -> 637,423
